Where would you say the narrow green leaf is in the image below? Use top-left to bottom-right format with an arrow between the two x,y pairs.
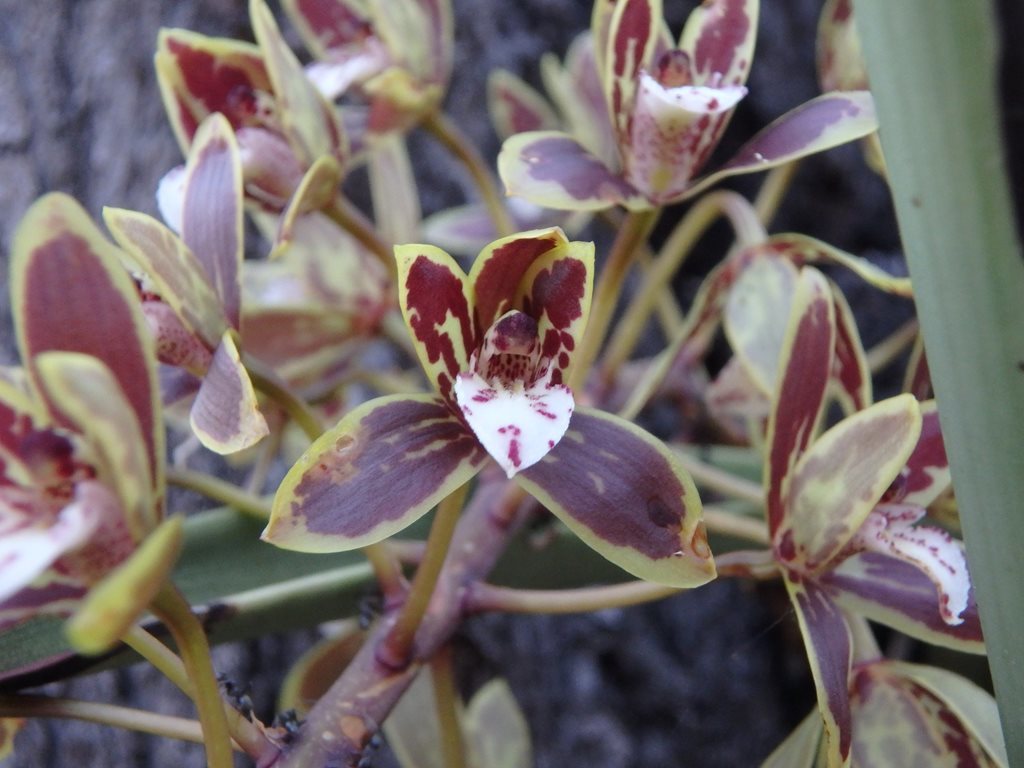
855,1 -> 1024,755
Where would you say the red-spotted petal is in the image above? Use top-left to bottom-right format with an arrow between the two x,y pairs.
625,74 -> 745,203
604,0 -> 659,144
679,0 -> 758,87
264,395 -> 487,551
851,504 -> 969,625
516,406 -> 714,587
899,401 -> 950,507
830,283 -> 872,414
154,28 -> 272,152
468,227 -> 570,333
825,552 -> 983,652
282,0 -> 373,58
395,244 -> 474,405
454,369 -> 573,478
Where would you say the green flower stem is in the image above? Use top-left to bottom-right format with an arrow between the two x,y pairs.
323,195 -> 397,277
431,645 -> 467,768
122,625 -> 191,694
865,317 -> 919,375
379,484 -> 469,668
753,161 -> 800,227
166,467 -> 272,520
422,110 -> 514,238
466,580 -> 681,614
123,625 -> 275,761
0,694 -> 224,748
601,192 -> 765,384
571,209 -> 661,392
243,353 -> 325,442
702,505 -> 769,547
151,583 -> 234,768
673,451 -> 764,507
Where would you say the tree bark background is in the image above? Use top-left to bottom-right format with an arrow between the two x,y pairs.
0,1 -> 900,766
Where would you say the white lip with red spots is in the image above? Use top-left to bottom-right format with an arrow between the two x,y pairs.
453,310 -> 574,478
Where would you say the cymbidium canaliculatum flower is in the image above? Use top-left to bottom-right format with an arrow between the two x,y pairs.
265,228 -> 716,587
499,0 -> 878,211
762,267 -> 981,764
0,194 -> 180,653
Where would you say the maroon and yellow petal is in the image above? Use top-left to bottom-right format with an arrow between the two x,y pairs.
516,406 -> 714,587
604,0 -> 659,144
900,401 -> 951,507
687,92 -> 879,200
282,0 -> 373,59
850,662 -> 1003,766
781,395 -> 921,572
499,131 -> 647,212
250,0 -> 347,164
678,0 -> 758,87
264,394 -> 487,552
830,284 -> 872,414
395,244 -> 474,404
33,353 -> 156,538
785,575 -> 853,767
468,227 -> 569,333
180,113 -> 245,329
103,207 -> 226,348
488,69 -> 561,140
11,193 -> 163,500
154,28 -> 272,153
763,267 -> 834,537
514,240 -> 594,385
190,332 -> 269,455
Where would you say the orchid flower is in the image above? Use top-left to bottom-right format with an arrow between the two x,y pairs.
643,234 -> 910,438
763,267 -> 980,765
0,194 -> 179,653
767,660 -> 1007,767
265,228 -> 715,587
105,114 -> 270,455
282,0 -> 453,142
499,0 -> 878,211
155,0 -> 346,216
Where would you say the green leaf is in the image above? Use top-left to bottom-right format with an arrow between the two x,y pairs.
761,709 -> 822,768
855,0 -> 1024,751
64,517 -> 184,656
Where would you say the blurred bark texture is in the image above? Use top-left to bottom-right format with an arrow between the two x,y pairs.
0,0 -> 902,766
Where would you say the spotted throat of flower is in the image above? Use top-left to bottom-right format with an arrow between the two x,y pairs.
453,310 -> 574,478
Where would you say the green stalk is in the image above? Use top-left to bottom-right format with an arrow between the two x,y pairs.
151,584 -> 234,768
323,195 -> 397,277
430,646 -> 467,768
0,694 -> 222,748
379,485 -> 469,667
571,209 -> 660,391
166,467 -> 272,520
856,1 -> 1024,761
243,353 -> 325,442
422,110 -> 515,238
